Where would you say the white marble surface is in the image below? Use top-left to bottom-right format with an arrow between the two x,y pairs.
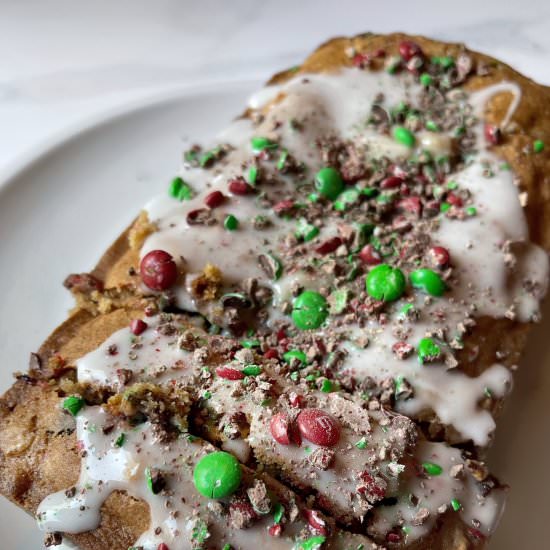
1,0 -> 550,179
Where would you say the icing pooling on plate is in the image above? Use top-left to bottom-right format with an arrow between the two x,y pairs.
140,68 -> 547,445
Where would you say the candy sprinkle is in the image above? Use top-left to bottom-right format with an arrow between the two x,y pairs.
451,498 -> 462,512
292,291 -> 329,330
422,462 -> 443,476
366,264 -> 406,302
315,167 -> 344,200
393,126 -> 416,148
62,396 -> 84,417
410,268 -> 446,296
224,214 -> 239,231
193,451 -> 242,499
168,176 -> 193,201
251,136 -> 278,153
533,139 -> 545,153
418,337 -> 441,364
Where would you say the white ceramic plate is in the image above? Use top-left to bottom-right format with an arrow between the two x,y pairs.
0,80 -> 548,550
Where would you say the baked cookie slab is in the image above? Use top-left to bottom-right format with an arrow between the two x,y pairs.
2,31 -> 550,550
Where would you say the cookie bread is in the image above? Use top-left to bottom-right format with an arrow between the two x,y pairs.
1,32 -> 549,550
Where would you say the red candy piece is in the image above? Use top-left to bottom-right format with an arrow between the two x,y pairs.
484,123 -> 501,146
264,348 -> 279,360
397,196 -> 422,217
296,408 -> 340,447
315,237 -> 342,255
359,244 -> 382,266
380,176 -> 403,189
216,366 -> 245,380
386,532 -> 402,543
228,179 -> 253,195
270,412 -> 292,445
204,190 -> 226,208
398,40 -> 423,61
273,199 -> 295,215
157,544 -> 170,550
446,192 -> 463,207
268,524 -> 282,537
130,319 -> 148,335
140,250 -> 178,291
429,246 -> 451,268
289,392 -> 305,408
304,509 -> 328,535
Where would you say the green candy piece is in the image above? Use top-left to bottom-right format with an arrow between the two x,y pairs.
533,139 -> 545,153
114,433 -> 126,448
168,176 -> 193,201
241,339 -> 261,349
295,536 -> 327,550
355,437 -> 368,449
242,364 -> 262,376
247,165 -> 258,185
440,202 -> 451,213
193,451 -> 242,499
63,396 -> 84,417
315,167 -> 344,200
320,379 -> 334,393
334,187 -> 360,211
393,126 -> 416,147
360,187 -> 379,198
224,214 -> 239,231
273,502 -> 284,524
365,264 -> 406,302
450,498 -> 462,512
277,149 -> 289,170
295,218 -> 319,242
251,136 -> 278,153
422,462 -> 443,476
292,290 -> 328,330
425,120 -> 440,132
418,337 -> 441,364
283,349 -> 308,366
466,206 -> 477,216
410,268 -> 446,296
419,73 -> 433,86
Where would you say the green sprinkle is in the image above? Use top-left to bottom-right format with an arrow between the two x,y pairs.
247,165 -> 258,185
355,437 -> 368,449
224,214 -> 239,231
295,535 -> 326,550
283,349 -> 308,366
418,337 -> 441,364
184,149 -> 198,163
144,466 -> 163,495
251,136 -> 278,153
484,386 -> 493,398
63,396 -> 85,417
290,371 -> 299,381
410,268 -> 446,297
360,187 -> 379,198
168,176 -> 193,201
400,303 -> 415,317
432,55 -> 455,69
365,264 -> 406,302
222,545 -> 232,550
273,502 -> 284,524
114,433 -> 126,447
440,202 -> 451,213
500,162 -> 511,171
241,339 -> 261,349
393,126 -> 416,147
315,167 -> 344,200
277,149 -> 289,170
533,139 -> 545,153
199,148 -> 220,167
451,498 -> 462,512
202,390 -> 212,400
425,120 -> 440,132
295,218 -> 320,242
308,192 -> 320,202
334,187 -> 360,211
422,462 -> 443,476
291,290 -> 328,330
242,365 -> 262,376
446,180 -> 458,190
321,379 -> 334,393
402,526 -> 412,535
419,73 -> 433,86
466,206 -> 477,216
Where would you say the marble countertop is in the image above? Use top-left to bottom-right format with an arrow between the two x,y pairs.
1,0 -> 549,179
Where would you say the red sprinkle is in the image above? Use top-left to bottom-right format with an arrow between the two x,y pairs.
484,123 -> 501,145
297,409 -> 340,447
386,532 -> 402,543
397,196 -> 422,217
140,250 -> 178,291
446,192 -> 463,207
352,53 -> 371,68
304,509 -> 328,535
270,412 -> 293,445
228,179 -> 253,195
268,524 -> 282,537
216,366 -> 245,380
359,244 -> 382,266
380,176 -> 403,189
398,40 -> 423,61
273,200 -> 295,215
429,246 -> 451,268
157,544 -> 170,550
264,348 -> 279,360
315,237 -> 342,255
289,393 -> 305,408
204,190 -> 226,208
130,319 -> 148,335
